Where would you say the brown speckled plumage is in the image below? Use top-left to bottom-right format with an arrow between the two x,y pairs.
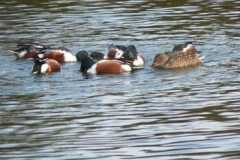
152,52 -> 204,69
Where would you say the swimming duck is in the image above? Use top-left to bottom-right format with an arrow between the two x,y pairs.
76,50 -> 132,74
10,43 -> 49,59
34,47 -> 77,63
31,58 -> 61,74
172,42 -> 201,53
152,51 -> 204,69
11,43 -> 78,62
107,44 -> 145,68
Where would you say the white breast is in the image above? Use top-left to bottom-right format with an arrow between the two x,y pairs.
62,50 -> 77,62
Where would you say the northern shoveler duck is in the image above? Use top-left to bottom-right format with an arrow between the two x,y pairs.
10,43 -> 49,59
75,50 -> 93,72
152,51 -> 204,69
34,47 -> 77,63
172,42 -> 201,53
107,44 -> 145,68
11,43 -> 78,62
31,58 -> 61,74
76,50 -> 132,74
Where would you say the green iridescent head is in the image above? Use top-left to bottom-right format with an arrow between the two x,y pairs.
75,50 -> 89,61
122,45 -> 138,60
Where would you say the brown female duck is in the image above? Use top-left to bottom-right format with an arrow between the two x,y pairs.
152,51 -> 204,69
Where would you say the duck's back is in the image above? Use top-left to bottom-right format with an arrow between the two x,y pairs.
165,52 -> 202,69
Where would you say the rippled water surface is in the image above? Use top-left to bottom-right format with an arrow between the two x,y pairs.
0,0 -> 240,159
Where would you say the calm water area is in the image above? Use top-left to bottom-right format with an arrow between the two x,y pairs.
0,0 -> 240,159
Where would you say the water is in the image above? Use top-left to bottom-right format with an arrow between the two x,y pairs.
0,0 -> 240,159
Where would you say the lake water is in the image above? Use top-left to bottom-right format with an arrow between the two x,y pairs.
0,0 -> 240,159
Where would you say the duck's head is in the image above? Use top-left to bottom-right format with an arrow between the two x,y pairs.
10,43 -> 49,59
151,53 -> 169,68
76,50 -> 95,72
121,45 -> 138,61
75,50 -> 89,62
10,45 -> 36,59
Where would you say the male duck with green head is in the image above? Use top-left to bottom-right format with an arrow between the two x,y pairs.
75,50 -> 133,74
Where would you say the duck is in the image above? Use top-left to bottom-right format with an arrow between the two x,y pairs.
11,43 -> 78,62
31,58 -> 61,74
172,41 -> 201,53
152,51 -> 204,69
10,43 -> 49,59
76,50 -> 132,74
107,44 -> 145,68
34,47 -> 77,63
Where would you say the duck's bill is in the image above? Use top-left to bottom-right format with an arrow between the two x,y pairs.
10,50 -> 19,54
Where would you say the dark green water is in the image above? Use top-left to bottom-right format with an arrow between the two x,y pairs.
0,0 -> 240,159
